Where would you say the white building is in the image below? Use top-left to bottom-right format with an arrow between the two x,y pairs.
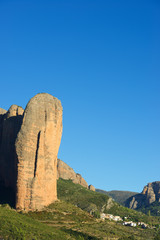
100,213 -> 122,222
123,221 -> 137,227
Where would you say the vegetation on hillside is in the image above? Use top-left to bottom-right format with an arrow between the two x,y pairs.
96,189 -> 138,205
0,204 -> 69,240
0,179 -> 160,239
58,179 -> 160,225
138,201 -> 160,216
57,178 -> 110,215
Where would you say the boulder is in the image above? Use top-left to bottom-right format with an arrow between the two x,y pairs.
88,185 -> 95,191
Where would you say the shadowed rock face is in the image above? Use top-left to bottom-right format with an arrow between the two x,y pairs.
0,108 -> 7,148
0,94 -> 63,211
0,105 -> 24,192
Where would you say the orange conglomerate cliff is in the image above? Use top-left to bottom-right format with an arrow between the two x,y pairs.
0,93 -> 63,211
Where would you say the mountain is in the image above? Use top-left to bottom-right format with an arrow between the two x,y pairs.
125,181 -> 160,216
96,189 -> 138,205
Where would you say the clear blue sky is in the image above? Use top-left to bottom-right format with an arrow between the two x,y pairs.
0,0 -> 160,192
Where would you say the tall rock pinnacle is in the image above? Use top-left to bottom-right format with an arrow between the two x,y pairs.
15,93 -> 63,210
0,93 -> 63,211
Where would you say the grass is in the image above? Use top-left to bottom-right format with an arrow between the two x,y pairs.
57,178 -> 111,214
138,202 -> 160,216
0,205 -> 69,240
0,179 -> 160,239
25,200 -> 159,240
58,179 -> 160,226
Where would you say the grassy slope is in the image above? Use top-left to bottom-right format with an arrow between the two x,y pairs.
57,179 -> 110,214
0,179 -> 160,239
0,205 -> 69,240
26,199 -> 159,240
138,202 -> 160,216
58,179 -> 160,225
56,179 -> 160,239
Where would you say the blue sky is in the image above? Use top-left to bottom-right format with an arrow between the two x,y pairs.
0,0 -> 160,192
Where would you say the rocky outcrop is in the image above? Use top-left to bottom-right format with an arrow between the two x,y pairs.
0,93 -> 63,211
88,185 -> 95,191
0,108 -> 7,152
0,105 -> 24,192
57,159 -> 88,188
0,108 -> 7,115
125,181 -> 160,210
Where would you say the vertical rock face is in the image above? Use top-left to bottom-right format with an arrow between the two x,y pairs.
0,105 -> 24,191
0,108 -> 7,149
0,93 -> 63,211
125,181 -> 160,210
143,183 -> 156,205
142,182 -> 160,205
15,93 -> 63,211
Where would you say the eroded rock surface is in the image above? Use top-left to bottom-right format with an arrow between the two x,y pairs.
0,93 -> 63,211
57,159 -> 88,188
125,181 -> 160,210
0,108 -> 7,115
89,185 -> 95,191
15,93 -> 63,210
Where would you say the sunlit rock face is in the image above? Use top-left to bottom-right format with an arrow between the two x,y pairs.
125,181 -> 160,210
0,93 -> 63,211
57,159 -> 88,188
15,93 -> 63,211
88,185 -> 95,191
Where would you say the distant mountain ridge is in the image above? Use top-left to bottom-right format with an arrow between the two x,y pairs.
96,189 -> 138,205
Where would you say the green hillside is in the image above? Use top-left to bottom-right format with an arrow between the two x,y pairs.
0,204 -> 70,240
57,179 -> 111,216
96,189 -> 138,205
0,179 -> 160,239
58,179 -> 160,225
138,201 -> 160,216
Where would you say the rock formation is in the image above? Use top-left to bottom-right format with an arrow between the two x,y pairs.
57,159 -> 88,188
0,93 -> 63,211
0,105 -> 24,192
88,185 -> 95,191
0,108 -> 7,115
125,181 -> 160,210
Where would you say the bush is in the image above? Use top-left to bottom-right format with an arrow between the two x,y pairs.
93,211 -> 100,219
